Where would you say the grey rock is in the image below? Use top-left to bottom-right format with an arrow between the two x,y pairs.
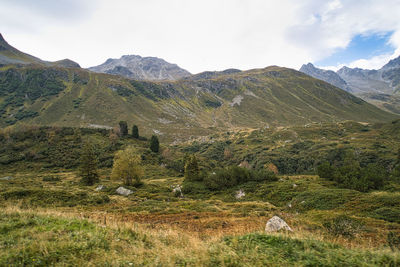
116,186 -> 133,196
172,185 -> 183,197
95,185 -> 105,191
265,216 -> 293,232
88,55 -> 191,80
0,176 -> 13,181
235,189 -> 246,199
300,63 -> 350,91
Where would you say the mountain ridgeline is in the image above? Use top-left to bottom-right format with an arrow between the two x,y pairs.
0,33 -> 80,68
88,55 -> 191,81
0,33 -> 397,141
300,59 -> 400,114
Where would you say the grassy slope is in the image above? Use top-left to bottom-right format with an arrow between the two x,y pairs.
1,124 -> 400,265
0,65 -> 397,142
1,210 -> 399,266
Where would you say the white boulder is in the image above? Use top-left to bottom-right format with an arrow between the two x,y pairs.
116,186 -> 133,196
265,216 -> 293,232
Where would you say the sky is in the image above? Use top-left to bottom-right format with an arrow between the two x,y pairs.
1,0 -> 400,73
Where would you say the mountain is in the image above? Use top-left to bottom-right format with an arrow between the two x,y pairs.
0,33 -> 80,68
88,55 -> 191,80
299,63 -> 350,91
0,35 -> 397,141
299,57 -> 400,114
1,64 -> 396,141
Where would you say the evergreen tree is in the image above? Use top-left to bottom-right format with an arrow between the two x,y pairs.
119,121 -> 128,137
132,125 -> 139,139
79,140 -> 99,185
150,135 -> 159,153
184,155 -> 200,181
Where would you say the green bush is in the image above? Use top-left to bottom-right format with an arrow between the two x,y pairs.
317,161 -> 388,192
203,166 -> 277,190
323,215 -> 364,238
387,232 -> 400,251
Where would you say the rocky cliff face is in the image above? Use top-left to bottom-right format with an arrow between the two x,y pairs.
88,55 -> 191,81
299,63 -> 350,91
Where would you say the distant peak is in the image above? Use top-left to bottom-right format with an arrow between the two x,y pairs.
0,33 -> 4,42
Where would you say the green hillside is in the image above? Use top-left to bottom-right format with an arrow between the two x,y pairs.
0,64 -> 397,141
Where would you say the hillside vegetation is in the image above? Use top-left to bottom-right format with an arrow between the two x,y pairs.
0,64 -> 397,142
1,121 -> 400,265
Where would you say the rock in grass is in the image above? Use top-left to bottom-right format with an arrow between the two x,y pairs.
116,186 -> 133,196
235,189 -> 246,199
95,185 -> 105,191
0,176 -> 13,181
265,216 -> 293,232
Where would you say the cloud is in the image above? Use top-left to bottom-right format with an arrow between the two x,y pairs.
1,0 -> 400,72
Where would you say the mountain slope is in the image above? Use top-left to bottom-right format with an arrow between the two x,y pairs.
0,64 -> 396,141
88,55 -> 191,80
0,33 -> 80,68
299,58 -> 400,114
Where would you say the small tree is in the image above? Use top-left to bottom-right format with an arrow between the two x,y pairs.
150,135 -> 159,153
111,146 -> 143,186
184,155 -> 200,181
132,125 -> 139,139
119,121 -> 128,137
79,140 -> 99,185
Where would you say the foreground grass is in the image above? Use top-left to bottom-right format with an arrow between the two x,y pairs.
1,209 -> 399,266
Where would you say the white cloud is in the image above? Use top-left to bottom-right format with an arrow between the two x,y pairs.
1,0 -> 400,73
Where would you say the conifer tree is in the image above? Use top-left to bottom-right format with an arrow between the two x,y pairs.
79,140 -> 99,185
150,135 -> 159,153
184,155 -> 200,181
119,121 -> 128,137
132,125 -> 139,139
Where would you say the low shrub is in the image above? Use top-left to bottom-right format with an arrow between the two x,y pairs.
323,215 -> 364,238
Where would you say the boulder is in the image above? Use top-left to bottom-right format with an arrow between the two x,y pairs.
172,185 -> 183,197
95,185 -> 105,191
116,186 -> 133,196
235,189 -> 246,199
265,216 -> 293,232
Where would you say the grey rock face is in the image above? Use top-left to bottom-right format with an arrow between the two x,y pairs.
265,216 -> 293,232
116,186 -> 133,196
88,55 -> 191,81
300,63 -> 350,91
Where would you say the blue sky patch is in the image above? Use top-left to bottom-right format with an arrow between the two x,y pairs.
316,31 -> 395,67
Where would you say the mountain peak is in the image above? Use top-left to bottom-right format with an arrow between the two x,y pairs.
382,55 -> 400,70
299,63 -> 349,91
0,33 -> 5,42
89,54 -> 191,81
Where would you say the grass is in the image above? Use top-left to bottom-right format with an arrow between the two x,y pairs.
1,209 -> 399,266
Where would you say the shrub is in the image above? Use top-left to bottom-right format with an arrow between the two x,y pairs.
79,140 -> 99,186
387,232 -> 400,251
323,215 -> 364,238
184,155 -> 201,181
317,161 -> 335,180
111,146 -> 143,186
203,166 -> 277,190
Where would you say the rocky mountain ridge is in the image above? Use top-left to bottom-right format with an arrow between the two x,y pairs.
88,55 -> 191,81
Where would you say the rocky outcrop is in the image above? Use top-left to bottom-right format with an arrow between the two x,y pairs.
300,63 -> 350,91
265,216 -> 293,232
88,55 -> 191,81
116,186 -> 133,196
